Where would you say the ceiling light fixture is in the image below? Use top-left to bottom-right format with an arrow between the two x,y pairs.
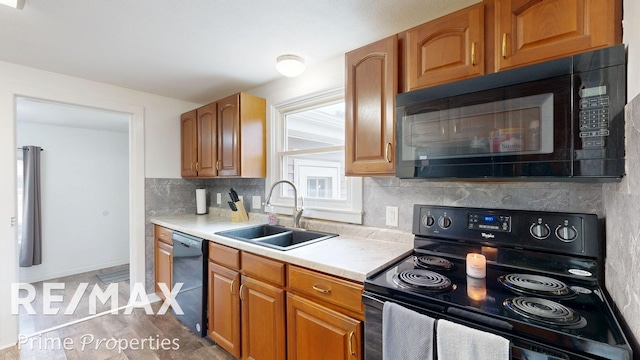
276,55 -> 306,77
0,0 -> 25,9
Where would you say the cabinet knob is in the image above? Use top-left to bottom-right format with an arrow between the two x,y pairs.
239,284 -> 246,300
385,143 -> 392,163
230,279 -> 236,295
216,160 -> 221,171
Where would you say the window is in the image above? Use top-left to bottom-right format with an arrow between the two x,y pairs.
269,88 -> 362,224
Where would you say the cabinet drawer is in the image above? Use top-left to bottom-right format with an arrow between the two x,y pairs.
154,225 -> 173,245
288,265 -> 364,315
241,252 -> 285,287
209,242 -> 240,270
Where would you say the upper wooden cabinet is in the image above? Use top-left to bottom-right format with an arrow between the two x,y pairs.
181,92 -> 266,178
495,0 -> 622,71
404,3 -> 485,91
197,103 -> 218,177
180,110 -> 198,177
345,35 -> 397,176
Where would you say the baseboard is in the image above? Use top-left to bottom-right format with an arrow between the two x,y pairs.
18,258 -> 130,284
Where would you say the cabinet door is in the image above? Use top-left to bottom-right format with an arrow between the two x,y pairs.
217,94 -> 240,177
405,3 -> 484,91
496,0 -> 622,71
287,293 -> 362,360
208,262 -> 241,358
197,103 -> 218,177
180,110 -> 198,177
345,35 -> 397,176
154,240 -> 173,299
241,276 -> 286,360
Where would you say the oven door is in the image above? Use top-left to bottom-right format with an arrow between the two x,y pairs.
363,292 -> 597,360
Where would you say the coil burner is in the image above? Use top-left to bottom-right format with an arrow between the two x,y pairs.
499,273 -> 577,299
504,296 -> 586,328
414,255 -> 454,271
392,269 -> 454,292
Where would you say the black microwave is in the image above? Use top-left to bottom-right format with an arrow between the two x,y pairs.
396,45 -> 626,182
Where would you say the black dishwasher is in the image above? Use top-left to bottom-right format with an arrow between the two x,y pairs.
171,231 -> 208,337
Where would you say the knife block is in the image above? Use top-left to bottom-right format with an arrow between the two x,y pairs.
231,201 -> 249,222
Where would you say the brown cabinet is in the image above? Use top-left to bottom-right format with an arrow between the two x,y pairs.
404,3 -> 485,91
345,35 -> 397,176
208,261 -> 241,358
181,92 -> 266,178
495,0 -> 622,71
287,293 -> 362,360
240,276 -> 286,360
207,246 -> 286,360
181,103 -> 218,177
154,225 -> 173,299
180,110 -> 198,177
287,265 -> 364,360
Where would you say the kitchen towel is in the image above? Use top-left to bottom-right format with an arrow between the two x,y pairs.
382,302 -> 435,360
436,319 -> 509,360
196,189 -> 207,214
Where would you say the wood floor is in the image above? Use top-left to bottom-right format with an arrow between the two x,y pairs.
1,267 -> 235,360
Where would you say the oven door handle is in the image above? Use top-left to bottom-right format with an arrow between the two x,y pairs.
447,307 -> 513,331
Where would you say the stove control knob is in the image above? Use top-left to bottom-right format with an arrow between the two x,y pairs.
530,222 -> 550,240
438,216 -> 452,229
555,223 -> 578,242
422,215 -> 435,228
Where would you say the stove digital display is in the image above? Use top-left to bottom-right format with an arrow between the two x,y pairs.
468,213 -> 511,232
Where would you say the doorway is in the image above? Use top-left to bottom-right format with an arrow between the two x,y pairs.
14,97 -> 138,335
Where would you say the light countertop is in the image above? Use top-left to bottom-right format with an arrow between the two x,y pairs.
151,213 -> 413,282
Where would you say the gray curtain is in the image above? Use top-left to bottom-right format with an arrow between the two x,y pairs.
19,146 -> 42,267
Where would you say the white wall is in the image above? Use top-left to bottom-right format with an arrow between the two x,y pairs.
0,60 -> 199,349
247,55 -> 344,183
17,122 -> 129,283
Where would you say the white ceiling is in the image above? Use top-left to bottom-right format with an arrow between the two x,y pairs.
0,0 -> 478,105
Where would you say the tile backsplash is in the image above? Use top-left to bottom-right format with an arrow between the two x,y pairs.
145,175 -> 604,292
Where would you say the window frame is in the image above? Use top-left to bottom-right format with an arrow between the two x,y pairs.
267,87 -> 363,224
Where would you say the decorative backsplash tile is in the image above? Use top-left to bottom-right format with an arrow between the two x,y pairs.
603,92 -> 640,351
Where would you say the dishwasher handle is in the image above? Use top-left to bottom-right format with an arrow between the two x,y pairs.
172,231 -> 203,249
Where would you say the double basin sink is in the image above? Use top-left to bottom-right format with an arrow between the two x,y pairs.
216,224 -> 337,251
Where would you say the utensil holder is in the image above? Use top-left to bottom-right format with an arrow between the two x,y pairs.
231,201 -> 249,222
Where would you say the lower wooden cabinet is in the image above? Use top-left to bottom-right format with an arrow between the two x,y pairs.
154,225 -> 173,299
207,247 -> 286,360
240,276 -> 286,360
205,243 -> 364,360
286,293 -> 362,360
208,261 -> 241,358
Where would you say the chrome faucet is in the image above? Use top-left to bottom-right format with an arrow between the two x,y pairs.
265,180 -> 304,228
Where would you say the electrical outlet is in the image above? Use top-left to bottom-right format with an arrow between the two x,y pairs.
252,196 -> 261,210
216,193 -> 221,205
386,206 -> 399,227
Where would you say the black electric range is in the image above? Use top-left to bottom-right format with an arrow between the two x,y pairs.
363,205 -> 632,360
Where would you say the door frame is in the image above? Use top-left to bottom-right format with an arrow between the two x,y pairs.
1,85 -> 145,348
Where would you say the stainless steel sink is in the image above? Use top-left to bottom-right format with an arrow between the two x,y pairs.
216,224 -> 337,251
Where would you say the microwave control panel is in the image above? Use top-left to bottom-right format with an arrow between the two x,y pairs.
578,85 -> 610,149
